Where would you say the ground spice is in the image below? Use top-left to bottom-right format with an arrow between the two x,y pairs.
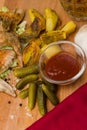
19,103 -> 22,107
8,101 -> 11,104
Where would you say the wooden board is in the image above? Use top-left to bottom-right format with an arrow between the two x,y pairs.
0,0 -> 87,130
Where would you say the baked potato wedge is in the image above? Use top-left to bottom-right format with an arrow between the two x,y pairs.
44,8 -> 60,32
23,41 -> 40,65
29,8 -> 45,30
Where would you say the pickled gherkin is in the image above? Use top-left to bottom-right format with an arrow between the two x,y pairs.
14,62 -> 39,78
42,84 -> 59,105
18,88 -> 29,99
37,84 -> 47,115
28,83 -> 37,110
42,79 -> 57,92
16,74 -> 38,90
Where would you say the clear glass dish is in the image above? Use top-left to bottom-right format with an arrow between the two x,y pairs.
39,41 -> 86,85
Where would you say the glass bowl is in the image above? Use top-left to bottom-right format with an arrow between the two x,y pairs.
60,0 -> 87,21
39,41 -> 86,85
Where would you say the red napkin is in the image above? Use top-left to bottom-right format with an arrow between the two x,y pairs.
26,83 -> 87,130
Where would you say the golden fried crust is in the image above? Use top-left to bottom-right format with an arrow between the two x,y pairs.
0,49 -> 16,73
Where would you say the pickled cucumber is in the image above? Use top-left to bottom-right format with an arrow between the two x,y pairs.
16,74 -> 38,90
18,88 -> 29,99
28,83 -> 37,110
14,62 -> 39,78
37,85 -> 47,115
42,84 -> 59,105
42,79 -> 57,92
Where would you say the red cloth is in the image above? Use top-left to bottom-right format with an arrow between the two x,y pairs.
26,83 -> 87,130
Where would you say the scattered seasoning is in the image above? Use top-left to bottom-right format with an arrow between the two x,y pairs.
25,106 -> 28,110
19,103 -> 22,107
9,67 -> 12,70
26,112 -> 33,118
4,78 -> 11,84
4,78 -> 10,82
4,78 -> 8,82
9,114 -> 15,120
8,101 -> 11,104
25,106 -> 29,111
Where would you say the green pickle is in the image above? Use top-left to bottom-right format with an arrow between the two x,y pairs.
42,84 -> 59,105
37,85 -> 47,115
42,79 -> 57,92
18,88 -> 29,99
28,83 -> 37,110
16,74 -> 38,90
14,62 -> 39,78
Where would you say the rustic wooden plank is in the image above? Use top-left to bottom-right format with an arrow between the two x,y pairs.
0,0 -> 87,130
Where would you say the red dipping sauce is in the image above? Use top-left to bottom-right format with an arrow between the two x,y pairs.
45,52 -> 80,81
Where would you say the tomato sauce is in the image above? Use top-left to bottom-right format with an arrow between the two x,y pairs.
45,52 -> 80,81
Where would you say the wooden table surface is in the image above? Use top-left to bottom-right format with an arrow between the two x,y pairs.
0,0 -> 87,130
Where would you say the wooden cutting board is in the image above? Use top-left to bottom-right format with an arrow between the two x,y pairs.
0,0 -> 87,130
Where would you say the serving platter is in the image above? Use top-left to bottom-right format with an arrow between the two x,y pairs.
0,0 -> 87,130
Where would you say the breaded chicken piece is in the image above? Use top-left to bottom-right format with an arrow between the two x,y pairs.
0,49 -> 16,74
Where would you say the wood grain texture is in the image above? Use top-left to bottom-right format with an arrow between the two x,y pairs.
0,0 -> 87,130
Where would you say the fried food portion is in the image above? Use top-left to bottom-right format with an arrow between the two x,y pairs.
0,8 -> 25,31
44,8 -> 60,32
0,31 -> 23,67
0,49 -> 16,74
18,8 -> 46,45
40,30 -> 66,47
23,41 -> 40,65
29,8 -> 45,30
18,18 -> 42,44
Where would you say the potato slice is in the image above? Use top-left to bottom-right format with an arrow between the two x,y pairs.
45,44 -> 62,59
44,8 -> 59,32
23,41 -> 40,65
61,21 -> 76,35
29,8 -> 45,30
